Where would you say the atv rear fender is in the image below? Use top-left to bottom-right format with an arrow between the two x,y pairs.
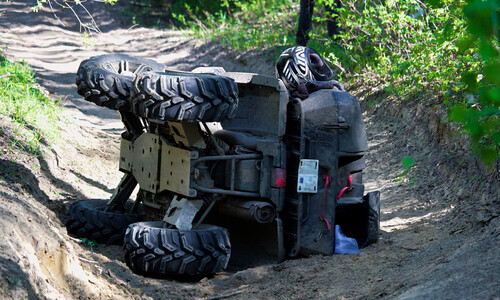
284,88 -> 370,257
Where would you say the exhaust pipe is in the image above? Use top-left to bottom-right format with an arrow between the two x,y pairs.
217,200 -> 275,223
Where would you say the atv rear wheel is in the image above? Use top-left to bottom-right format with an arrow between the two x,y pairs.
124,221 -> 231,277
76,54 -> 165,111
130,71 -> 239,122
66,199 -> 143,245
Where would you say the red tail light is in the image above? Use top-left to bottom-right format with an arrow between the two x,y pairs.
272,168 -> 286,188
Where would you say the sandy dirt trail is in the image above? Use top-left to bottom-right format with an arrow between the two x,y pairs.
1,0 -> 267,202
0,1 -> 499,299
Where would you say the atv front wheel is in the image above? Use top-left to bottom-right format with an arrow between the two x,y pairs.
124,222 -> 231,277
76,54 -> 166,111
130,71 -> 239,122
66,199 -> 143,245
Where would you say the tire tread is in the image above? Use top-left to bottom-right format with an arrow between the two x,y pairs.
124,222 -> 230,277
66,199 -> 143,245
131,72 -> 239,122
76,54 -> 165,112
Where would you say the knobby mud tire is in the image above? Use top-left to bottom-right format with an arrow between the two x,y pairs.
66,199 -> 144,245
124,222 -> 231,277
76,54 -> 165,111
130,71 -> 239,122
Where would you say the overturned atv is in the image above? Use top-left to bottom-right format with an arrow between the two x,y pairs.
66,52 -> 380,278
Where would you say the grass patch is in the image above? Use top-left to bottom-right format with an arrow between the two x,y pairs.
0,53 -> 62,156
178,0 -> 298,51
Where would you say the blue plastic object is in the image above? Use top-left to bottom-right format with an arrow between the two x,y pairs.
334,225 -> 360,254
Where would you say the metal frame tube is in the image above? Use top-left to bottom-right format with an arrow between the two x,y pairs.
191,182 -> 261,197
192,153 -> 263,197
193,153 -> 262,163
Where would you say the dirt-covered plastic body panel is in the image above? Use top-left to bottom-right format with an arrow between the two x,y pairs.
283,88 -> 370,256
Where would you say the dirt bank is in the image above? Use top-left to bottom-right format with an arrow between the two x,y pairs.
0,1 -> 498,299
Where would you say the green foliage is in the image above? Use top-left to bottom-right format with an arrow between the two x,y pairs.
397,156 -> 417,184
166,0 -> 498,165
172,0 -> 479,101
315,0 -> 478,102
449,0 -> 499,165
125,0 -> 236,28
171,0 -> 297,50
401,156 -> 416,171
80,238 -> 98,247
0,54 -> 61,155
166,0 -> 233,19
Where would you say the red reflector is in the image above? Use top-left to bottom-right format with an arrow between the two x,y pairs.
272,168 -> 286,188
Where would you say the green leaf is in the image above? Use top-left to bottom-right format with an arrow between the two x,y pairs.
449,106 -> 467,122
465,1 -> 495,38
401,157 -> 415,171
479,146 -> 498,165
478,40 -> 500,61
492,130 -> 500,144
483,117 -> 499,134
427,0 -> 444,9
461,71 -> 478,91
486,87 -> 500,104
484,62 -> 500,84
465,120 -> 483,139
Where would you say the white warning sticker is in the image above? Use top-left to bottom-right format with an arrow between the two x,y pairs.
297,159 -> 319,193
